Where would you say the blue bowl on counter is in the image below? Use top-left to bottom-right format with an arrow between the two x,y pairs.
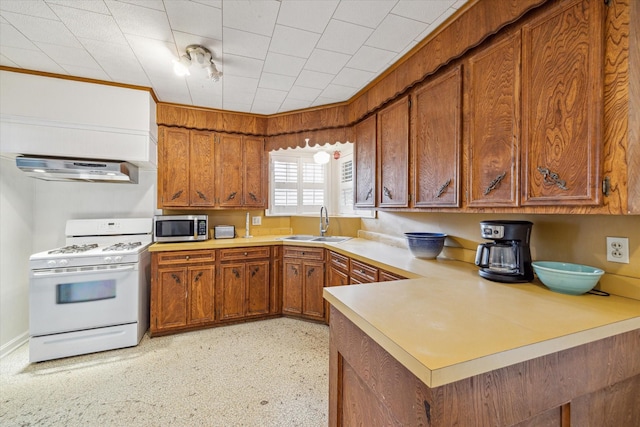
532,261 -> 604,295
405,232 -> 447,259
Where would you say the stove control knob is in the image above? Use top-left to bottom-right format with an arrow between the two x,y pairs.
47,260 -> 57,268
59,259 -> 68,266
114,256 -> 123,263
104,257 -> 113,263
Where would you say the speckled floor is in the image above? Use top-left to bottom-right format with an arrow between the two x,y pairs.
0,317 -> 329,427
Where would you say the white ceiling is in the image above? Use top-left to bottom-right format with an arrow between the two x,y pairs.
0,0 -> 466,115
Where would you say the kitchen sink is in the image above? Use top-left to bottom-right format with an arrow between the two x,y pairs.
280,235 -> 351,243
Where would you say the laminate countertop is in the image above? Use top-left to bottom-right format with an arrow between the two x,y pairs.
322,239 -> 640,389
149,236 -> 640,389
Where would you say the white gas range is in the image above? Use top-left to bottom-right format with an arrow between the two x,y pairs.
28,218 -> 152,363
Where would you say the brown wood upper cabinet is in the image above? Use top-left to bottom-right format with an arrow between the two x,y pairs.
412,65 -> 462,207
467,30 -> 521,207
354,115 -> 377,208
158,127 -> 215,208
521,0 -> 603,206
217,135 -> 266,208
378,96 -> 410,207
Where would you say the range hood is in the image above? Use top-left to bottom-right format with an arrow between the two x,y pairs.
16,155 -> 138,183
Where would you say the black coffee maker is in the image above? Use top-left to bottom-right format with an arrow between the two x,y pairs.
475,220 -> 534,283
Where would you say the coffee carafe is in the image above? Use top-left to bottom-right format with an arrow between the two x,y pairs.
475,220 -> 533,283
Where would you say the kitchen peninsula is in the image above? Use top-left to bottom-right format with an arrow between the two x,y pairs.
323,243 -> 640,426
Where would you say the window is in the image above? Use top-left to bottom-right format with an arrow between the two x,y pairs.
269,153 -> 327,215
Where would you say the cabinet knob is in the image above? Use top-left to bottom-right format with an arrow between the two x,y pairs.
185,255 -> 190,260
244,252 -> 248,256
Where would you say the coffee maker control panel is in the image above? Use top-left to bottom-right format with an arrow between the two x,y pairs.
481,224 -> 504,239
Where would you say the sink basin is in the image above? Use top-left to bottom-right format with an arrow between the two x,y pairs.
280,235 -> 351,243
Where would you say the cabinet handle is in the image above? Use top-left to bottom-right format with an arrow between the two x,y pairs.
226,191 -> 237,201
537,167 -> 568,190
171,189 -> 183,201
436,179 -> 452,198
196,190 -> 207,201
193,271 -> 203,282
383,186 -> 393,200
291,266 -> 299,276
365,188 -> 373,200
484,172 -> 506,195
249,192 -> 257,202
232,268 -> 240,279
171,273 -> 181,284
307,267 -> 315,278
251,267 -> 259,277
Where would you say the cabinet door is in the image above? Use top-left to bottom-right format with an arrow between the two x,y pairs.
378,96 -> 410,207
328,266 -> 349,287
246,260 -> 270,316
156,267 -> 188,331
159,127 -> 190,207
243,137 -> 266,207
302,261 -> 325,319
354,115 -> 377,208
219,263 -> 245,320
412,66 -> 462,207
189,131 -> 216,207
188,265 -> 215,325
467,31 -> 521,207
282,260 -> 303,315
521,0 -> 603,206
217,134 -> 243,207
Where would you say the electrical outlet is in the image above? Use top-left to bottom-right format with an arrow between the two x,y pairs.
606,237 -> 629,263
252,216 -> 262,226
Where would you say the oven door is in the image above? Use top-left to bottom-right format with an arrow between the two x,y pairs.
29,264 -> 140,336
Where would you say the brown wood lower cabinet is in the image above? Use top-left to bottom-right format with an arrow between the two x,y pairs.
282,246 -> 326,321
151,250 -> 216,335
329,307 -> 640,427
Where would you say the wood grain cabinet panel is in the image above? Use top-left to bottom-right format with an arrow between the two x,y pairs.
217,134 -> 266,208
412,65 -> 462,207
521,0 -> 604,206
378,96 -> 410,207
467,31 -> 521,207
282,246 -> 326,321
354,115 -> 377,208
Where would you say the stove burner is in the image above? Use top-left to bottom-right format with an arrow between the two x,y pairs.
48,244 -> 98,254
102,242 -> 142,252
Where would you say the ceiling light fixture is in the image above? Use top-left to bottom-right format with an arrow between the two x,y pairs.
173,44 -> 223,82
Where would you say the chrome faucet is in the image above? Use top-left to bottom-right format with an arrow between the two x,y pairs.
319,206 -> 329,236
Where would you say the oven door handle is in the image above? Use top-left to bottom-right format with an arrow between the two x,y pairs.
32,265 -> 136,278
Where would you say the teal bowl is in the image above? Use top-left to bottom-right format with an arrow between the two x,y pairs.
532,261 -> 604,295
405,232 -> 447,259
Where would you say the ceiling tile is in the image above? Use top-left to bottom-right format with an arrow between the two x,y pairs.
80,38 -> 150,85
0,53 -> 19,67
279,98 -> 312,112
165,0 -> 222,41
187,80 -> 223,109
277,0 -> 337,33
125,35 -> 178,80
59,63 -> 111,81
47,0 -> 110,14
0,0 -> 58,19
0,21 -> 40,50
304,49 -> 351,74
222,0 -> 279,37
0,45 -> 66,73
251,99 -> 281,115
316,20 -> 372,55
347,45 -> 396,73
255,87 -> 287,104
35,41 -> 101,68
222,27 -> 269,60
391,1 -> 453,24
259,73 -> 296,91
332,68 -> 375,88
150,75 -> 191,104
105,0 -> 172,42
269,25 -> 320,58
224,101 -> 252,113
332,1 -> 395,29
311,96 -> 342,107
1,12 -> 81,47
295,70 -> 334,90
321,84 -> 356,100
288,85 -> 322,102
49,4 -> 127,45
365,14 -> 427,52
222,53 -> 263,79
223,75 -> 259,96
263,52 -> 305,77
116,0 -> 165,12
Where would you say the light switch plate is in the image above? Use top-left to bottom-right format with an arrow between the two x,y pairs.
252,216 -> 262,226
606,237 -> 629,264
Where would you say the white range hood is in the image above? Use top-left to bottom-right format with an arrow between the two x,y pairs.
0,70 -> 157,171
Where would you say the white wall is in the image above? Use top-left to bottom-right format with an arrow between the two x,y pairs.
0,160 -> 158,356
0,157 -> 35,357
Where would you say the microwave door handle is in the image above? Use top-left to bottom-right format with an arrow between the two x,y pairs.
32,265 -> 136,278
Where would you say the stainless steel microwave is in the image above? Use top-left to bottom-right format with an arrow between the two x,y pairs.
153,215 -> 208,242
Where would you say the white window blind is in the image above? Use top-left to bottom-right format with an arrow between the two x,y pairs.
269,153 -> 327,215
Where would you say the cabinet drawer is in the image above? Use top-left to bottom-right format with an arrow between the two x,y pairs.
219,246 -> 271,261
379,270 -> 406,282
329,251 -> 350,273
350,259 -> 379,283
283,246 -> 325,261
156,250 -> 215,265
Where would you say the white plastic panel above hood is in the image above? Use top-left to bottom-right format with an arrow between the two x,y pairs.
0,70 -> 157,169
